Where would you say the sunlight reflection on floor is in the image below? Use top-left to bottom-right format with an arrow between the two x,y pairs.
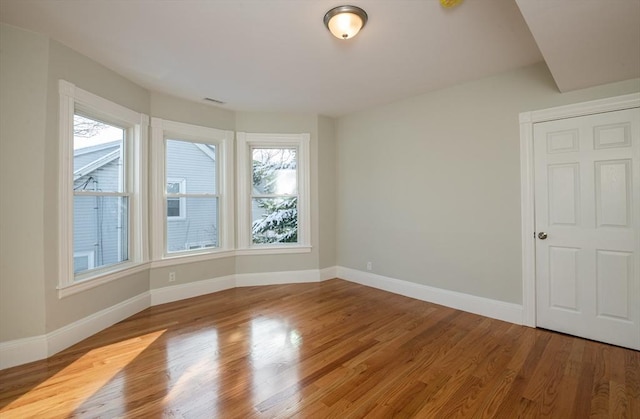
0,330 -> 166,418
161,329 -> 219,413
250,317 -> 302,407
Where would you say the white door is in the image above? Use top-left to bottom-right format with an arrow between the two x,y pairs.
534,107 -> 640,350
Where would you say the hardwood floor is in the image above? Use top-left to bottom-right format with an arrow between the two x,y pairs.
1,279 -> 638,418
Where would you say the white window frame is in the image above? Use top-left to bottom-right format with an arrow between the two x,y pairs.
166,178 -> 187,221
236,132 -> 311,255
150,118 -> 234,263
58,80 -> 149,298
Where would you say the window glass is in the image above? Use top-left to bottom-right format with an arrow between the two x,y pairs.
165,139 -> 218,253
73,114 -> 124,193
251,147 -> 298,244
166,197 -> 218,252
73,114 -> 128,275
167,140 -> 216,194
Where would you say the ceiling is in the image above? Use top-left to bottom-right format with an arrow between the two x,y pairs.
0,0 -> 638,117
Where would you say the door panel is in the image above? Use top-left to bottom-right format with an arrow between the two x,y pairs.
534,107 -> 640,350
547,164 -> 580,226
596,250 -> 632,320
595,159 -> 631,228
548,246 -> 580,311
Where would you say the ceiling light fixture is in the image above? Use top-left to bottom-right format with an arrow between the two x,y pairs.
440,0 -> 464,8
323,5 -> 368,40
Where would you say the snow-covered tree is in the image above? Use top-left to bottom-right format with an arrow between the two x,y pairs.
251,149 -> 298,244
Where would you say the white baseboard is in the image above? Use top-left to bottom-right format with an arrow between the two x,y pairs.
0,334 -> 48,370
150,275 -> 235,306
336,266 -> 523,325
0,292 -> 150,370
319,266 -> 338,281
47,292 -> 151,356
0,265 -> 525,370
235,269 -> 321,287
150,269 -> 325,306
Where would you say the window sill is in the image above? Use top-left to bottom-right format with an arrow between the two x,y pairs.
151,249 -> 236,268
58,262 -> 149,299
235,245 -> 312,256
58,246 -> 312,297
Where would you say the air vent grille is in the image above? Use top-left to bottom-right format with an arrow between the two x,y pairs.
203,97 -> 225,105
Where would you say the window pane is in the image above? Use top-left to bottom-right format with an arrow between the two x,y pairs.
252,197 -> 298,244
73,195 -> 129,275
166,197 -> 218,253
73,114 -> 124,193
166,139 -> 216,194
167,198 -> 181,217
252,148 -> 297,195
167,181 -> 181,194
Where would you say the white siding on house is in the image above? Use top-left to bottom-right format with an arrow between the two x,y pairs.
73,159 -> 126,272
165,140 -> 218,252
73,143 -> 120,174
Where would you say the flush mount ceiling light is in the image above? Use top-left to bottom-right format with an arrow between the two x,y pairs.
323,5 -> 368,40
440,0 -> 464,8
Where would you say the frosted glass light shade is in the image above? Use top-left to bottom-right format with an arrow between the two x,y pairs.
324,5 -> 368,40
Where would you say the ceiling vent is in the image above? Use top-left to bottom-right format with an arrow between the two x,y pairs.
203,97 -> 225,105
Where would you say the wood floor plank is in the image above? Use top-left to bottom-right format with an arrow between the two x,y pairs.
1,279 -> 638,418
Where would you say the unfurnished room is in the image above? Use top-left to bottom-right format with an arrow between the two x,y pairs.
0,0 -> 639,417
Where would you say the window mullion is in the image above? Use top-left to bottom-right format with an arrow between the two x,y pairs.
74,191 -> 130,197
165,193 -> 219,198
252,194 -> 298,199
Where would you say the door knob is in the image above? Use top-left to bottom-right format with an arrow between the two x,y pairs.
538,232 -> 548,240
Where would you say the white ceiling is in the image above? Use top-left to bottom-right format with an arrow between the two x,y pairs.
0,0 -> 638,116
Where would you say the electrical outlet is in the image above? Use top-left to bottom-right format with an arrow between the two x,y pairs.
169,272 -> 176,282
366,261 -> 372,271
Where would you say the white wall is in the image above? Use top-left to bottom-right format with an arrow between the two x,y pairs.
0,24 -> 49,341
336,62 -> 640,304
318,116 -> 337,269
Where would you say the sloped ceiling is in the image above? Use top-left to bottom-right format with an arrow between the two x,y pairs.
515,0 -> 640,93
0,0 -> 638,116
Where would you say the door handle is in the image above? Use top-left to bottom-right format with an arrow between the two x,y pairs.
538,232 -> 548,240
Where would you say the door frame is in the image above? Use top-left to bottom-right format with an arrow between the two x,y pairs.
519,93 -> 640,327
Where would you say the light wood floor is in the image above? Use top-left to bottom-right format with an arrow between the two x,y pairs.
1,279 -> 638,418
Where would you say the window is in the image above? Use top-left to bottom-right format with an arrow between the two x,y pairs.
237,133 -> 310,253
251,148 -> 298,244
151,119 -> 234,260
58,80 -> 148,296
166,178 -> 186,219
72,114 -> 128,273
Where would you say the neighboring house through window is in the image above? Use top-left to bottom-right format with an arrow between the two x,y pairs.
72,115 -> 127,273
237,133 -> 311,254
58,80 -> 148,297
151,118 -> 234,260
73,251 -> 95,273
